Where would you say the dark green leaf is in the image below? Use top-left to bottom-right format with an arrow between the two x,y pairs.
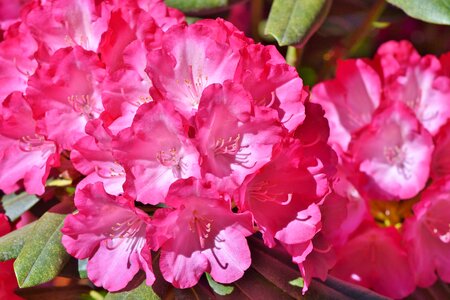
205,273 -> 234,296
78,259 -> 88,279
386,0 -> 450,25
165,0 -> 227,12
265,0 -> 332,47
105,281 -> 160,300
0,222 -> 35,261
14,212 -> 70,288
2,192 -> 40,222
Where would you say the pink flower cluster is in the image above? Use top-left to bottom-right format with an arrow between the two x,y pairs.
314,41 -> 450,298
0,0 -> 339,293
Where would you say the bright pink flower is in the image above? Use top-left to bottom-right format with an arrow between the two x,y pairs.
0,92 -> 58,195
350,102 -> 433,200
235,44 -> 307,131
21,0 -> 111,56
146,20 -> 243,120
376,40 -> 450,135
0,214 -> 22,300
312,59 -> 381,152
113,101 -> 200,204
71,120 -> 125,196
195,82 -> 282,191
403,177 -> 450,287
331,222 -> 415,299
431,122 -> 450,180
27,46 -> 105,150
441,52 -> 450,77
0,0 -> 28,27
150,178 -> 253,288
61,183 -> 154,291
0,22 -> 37,103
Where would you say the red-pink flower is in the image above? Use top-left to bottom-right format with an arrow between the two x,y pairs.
431,121 -> 450,180
350,102 -> 433,200
195,82 -> 283,191
113,101 -> 200,204
27,46 -> 105,150
376,40 -> 450,135
312,59 -> 381,152
71,120 -> 125,196
150,178 -> 253,288
61,183 -> 154,291
0,214 -> 22,300
0,22 -> 37,103
0,92 -> 58,195
403,177 -> 450,287
331,222 -> 415,299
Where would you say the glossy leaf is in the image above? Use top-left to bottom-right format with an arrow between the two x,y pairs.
205,273 -> 234,296
265,0 -> 332,47
14,212 -> 70,288
2,192 -> 40,221
386,0 -> 450,25
105,282 -> 160,300
0,222 -> 35,261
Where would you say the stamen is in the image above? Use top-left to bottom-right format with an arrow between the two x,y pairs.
189,210 -> 213,249
19,134 -> 46,152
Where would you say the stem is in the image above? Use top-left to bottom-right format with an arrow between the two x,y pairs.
250,0 -> 264,42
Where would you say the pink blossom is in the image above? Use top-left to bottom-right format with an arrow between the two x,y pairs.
0,214 -> 22,300
431,121 -> 450,179
71,120 -> 125,196
331,222 -> 415,299
150,178 -> 253,288
0,92 -> 58,195
349,102 -> 433,200
195,82 -> 283,191
61,183 -> 154,291
312,59 -> 381,152
21,0 -> 111,56
146,20 -> 244,120
403,177 -> 450,287
26,46 -> 105,150
0,22 -> 37,103
376,40 -> 450,135
235,44 -> 307,131
113,101 -> 200,204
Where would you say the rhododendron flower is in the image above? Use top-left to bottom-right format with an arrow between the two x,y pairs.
113,101 -> 200,204
196,82 -> 283,191
403,177 -> 450,287
312,59 -> 381,152
431,121 -> 450,180
0,92 -> 58,195
71,120 -> 125,196
61,183 -> 154,291
332,222 -> 415,299
376,40 -> 450,135
150,178 -> 253,288
350,102 -> 434,200
0,214 -> 22,300
27,46 -> 105,150
21,0 -> 111,56
0,22 -> 37,102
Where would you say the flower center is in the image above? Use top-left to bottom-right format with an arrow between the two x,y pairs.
189,210 -> 213,249
67,94 -> 100,119
383,145 -> 412,179
248,180 -> 292,205
106,217 -> 145,250
370,197 -> 418,228
95,162 -> 125,179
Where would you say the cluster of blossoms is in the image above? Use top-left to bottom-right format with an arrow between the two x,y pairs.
314,41 -> 450,298
0,0 -> 342,294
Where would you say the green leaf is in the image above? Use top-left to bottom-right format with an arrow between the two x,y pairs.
265,0 -> 332,47
0,222 -> 36,261
14,212 -> 70,288
386,0 -> 450,25
105,282 -> 160,300
289,277 -> 304,288
165,0 -> 227,12
206,273 -> 234,296
2,192 -> 40,222
78,259 -> 88,279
